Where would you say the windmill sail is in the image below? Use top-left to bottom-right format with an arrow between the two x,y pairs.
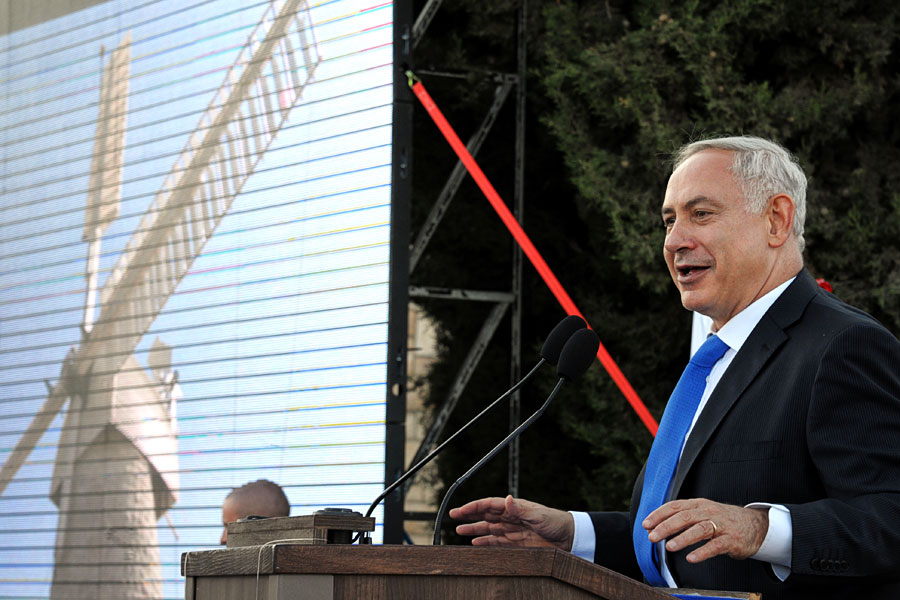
82,33 -> 131,336
83,33 -> 130,242
88,0 -> 320,382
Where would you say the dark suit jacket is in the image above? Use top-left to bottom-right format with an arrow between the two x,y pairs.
589,269 -> 900,599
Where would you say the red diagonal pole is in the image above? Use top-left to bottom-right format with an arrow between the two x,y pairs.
408,71 -> 658,436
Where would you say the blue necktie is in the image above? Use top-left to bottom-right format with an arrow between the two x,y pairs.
633,334 -> 730,586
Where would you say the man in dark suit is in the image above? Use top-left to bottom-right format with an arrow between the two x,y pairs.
450,136 -> 900,599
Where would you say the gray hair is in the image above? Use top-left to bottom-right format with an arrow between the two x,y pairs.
673,136 -> 808,251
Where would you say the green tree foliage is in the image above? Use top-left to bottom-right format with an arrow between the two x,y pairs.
409,0 -> 900,542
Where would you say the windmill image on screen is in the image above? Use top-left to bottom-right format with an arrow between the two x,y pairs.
0,1 -> 322,597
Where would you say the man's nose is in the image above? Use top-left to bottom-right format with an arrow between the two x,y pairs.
664,220 -> 694,253
220,527 -> 227,546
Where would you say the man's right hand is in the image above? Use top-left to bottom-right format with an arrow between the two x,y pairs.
449,495 -> 575,551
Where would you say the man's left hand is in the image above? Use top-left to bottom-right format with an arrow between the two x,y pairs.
642,499 -> 768,563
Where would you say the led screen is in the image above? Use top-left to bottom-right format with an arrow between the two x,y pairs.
0,0 -> 394,597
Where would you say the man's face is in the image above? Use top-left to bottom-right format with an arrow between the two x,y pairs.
220,498 -> 241,545
661,150 -> 774,329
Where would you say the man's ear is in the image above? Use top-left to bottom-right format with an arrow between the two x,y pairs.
766,194 -> 795,248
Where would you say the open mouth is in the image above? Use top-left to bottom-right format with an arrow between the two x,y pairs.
676,265 -> 710,279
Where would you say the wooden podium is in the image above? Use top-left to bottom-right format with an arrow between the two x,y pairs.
182,544 -> 676,599
181,545 -> 759,600
183,516 -> 759,599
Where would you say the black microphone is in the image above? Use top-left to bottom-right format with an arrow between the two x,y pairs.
539,315 -> 587,365
356,315 -> 587,543
432,327 -> 601,545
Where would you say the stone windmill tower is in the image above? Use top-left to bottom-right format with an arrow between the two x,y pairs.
0,1 -> 320,597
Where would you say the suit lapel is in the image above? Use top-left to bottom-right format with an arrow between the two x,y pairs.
667,270 -> 819,500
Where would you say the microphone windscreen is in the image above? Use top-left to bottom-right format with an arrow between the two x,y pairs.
541,315 -> 587,365
556,328 -> 600,381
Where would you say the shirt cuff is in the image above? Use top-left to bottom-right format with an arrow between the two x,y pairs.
569,511 -> 596,561
746,503 -> 792,581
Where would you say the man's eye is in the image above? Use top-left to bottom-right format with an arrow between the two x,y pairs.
663,217 -> 675,228
694,210 -> 709,218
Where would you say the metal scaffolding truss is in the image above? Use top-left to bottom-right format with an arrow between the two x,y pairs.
403,0 -> 528,518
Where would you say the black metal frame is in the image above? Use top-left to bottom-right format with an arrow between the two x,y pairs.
383,0 -> 415,545
398,1 -> 529,533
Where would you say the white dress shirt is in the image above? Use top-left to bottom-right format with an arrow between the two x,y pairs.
570,277 -> 796,585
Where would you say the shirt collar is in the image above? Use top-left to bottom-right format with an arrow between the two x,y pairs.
707,276 -> 796,353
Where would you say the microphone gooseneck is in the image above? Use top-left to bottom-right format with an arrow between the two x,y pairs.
432,378 -> 566,545
356,315 -> 587,543
358,359 -> 546,523
431,327 -> 601,545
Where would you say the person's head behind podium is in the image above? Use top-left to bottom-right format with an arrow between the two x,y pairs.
220,479 -> 290,545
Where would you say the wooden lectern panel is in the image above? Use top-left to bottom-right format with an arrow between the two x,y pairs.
183,545 -> 674,600
333,574 -> 619,599
190,573 -> 623,600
